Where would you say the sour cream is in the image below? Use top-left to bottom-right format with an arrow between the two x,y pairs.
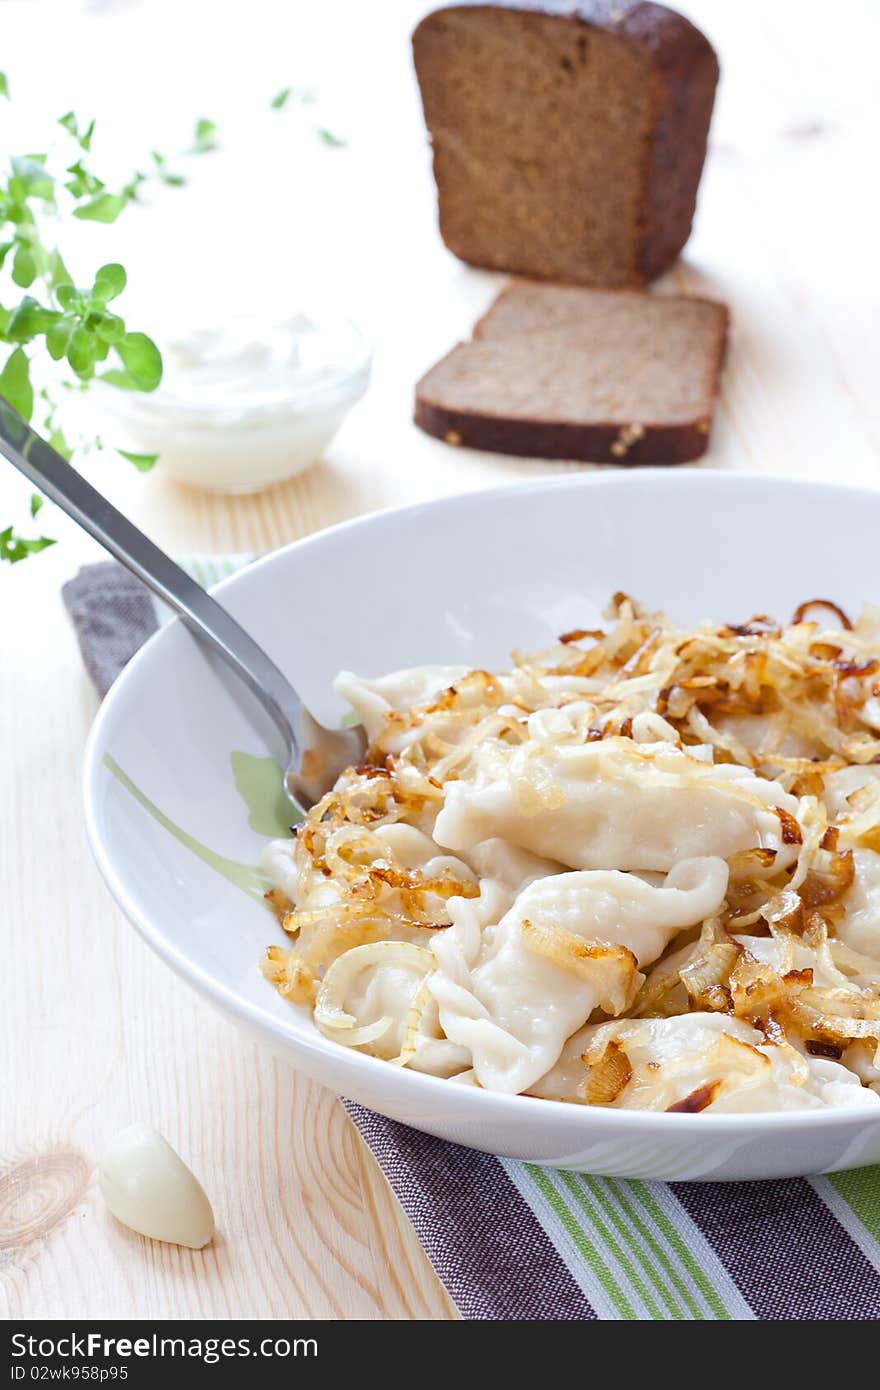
96,310 -> 371,493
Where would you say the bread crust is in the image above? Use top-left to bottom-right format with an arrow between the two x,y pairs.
414,398 -> 713,465
412,2 -> 719,287
620,4 -> 720,279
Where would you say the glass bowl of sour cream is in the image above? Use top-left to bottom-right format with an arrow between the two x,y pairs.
94,310 -> 372,493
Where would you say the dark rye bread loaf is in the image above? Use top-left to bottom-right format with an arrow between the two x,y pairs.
414,285 -> 729,464
412,2 -> 719,287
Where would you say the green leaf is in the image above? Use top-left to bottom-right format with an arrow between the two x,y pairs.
30,493 -> 43,518
118,448 -> 159,472
6,296 -> 59,341
121,172 -> 146,203
46,319 -> 75,360
55,283 -> 79,310
159,171 -> 186,187
95,312 -> 125,343
189,117 -> 218,154
0,347 -> 33,419
58,111 -> 96,151
67,326 -> 97,376
48,250 -> 74,291
0,524 -> 56,564
11,244 -> 37,288
268,85 -> 316,110
0,241 -> 14,270
92,263 -> 127,303
0,72 -> 9,99
316,126 -> 346,148
64,159 -> 104,199
99,369 -> 140,390
29,240 -> 50,281
111,331 -> 162,391
73,192 -> 128,223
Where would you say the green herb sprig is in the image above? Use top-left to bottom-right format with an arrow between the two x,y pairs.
0,90 -> 218,561
3,78 -> 342,567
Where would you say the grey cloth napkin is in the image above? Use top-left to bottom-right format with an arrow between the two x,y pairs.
63,562 -> 159,697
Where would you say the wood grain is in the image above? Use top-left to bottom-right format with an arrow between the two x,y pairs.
1,0 -> 878,1319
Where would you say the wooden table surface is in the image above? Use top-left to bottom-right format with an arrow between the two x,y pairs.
1,0 -> 879,1319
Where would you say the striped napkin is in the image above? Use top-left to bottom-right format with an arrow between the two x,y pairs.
62,558 -> 880,1322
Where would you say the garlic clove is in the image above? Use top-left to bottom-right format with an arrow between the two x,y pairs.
98,1123 -> 215,1249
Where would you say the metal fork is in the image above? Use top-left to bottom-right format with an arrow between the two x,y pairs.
0,399 -> 366,812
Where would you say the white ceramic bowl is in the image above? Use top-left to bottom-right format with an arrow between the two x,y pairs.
84,470 -> 880,1181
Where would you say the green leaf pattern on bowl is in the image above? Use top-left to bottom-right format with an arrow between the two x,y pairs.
103,751 -> 285,905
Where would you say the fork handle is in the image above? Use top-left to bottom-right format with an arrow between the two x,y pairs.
0,397 -> 308,768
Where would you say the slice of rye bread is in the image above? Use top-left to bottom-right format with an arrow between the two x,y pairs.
412,3 -> 719,288
414,289 -> 729,464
